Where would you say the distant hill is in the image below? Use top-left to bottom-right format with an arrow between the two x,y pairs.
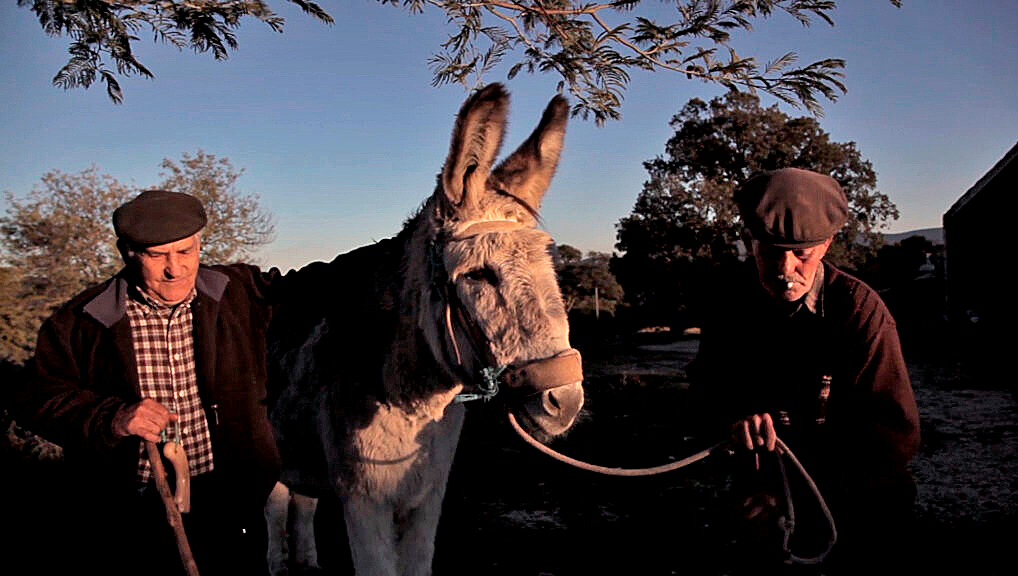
884,227 -> 944,246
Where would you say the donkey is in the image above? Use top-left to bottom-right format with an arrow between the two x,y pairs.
265,83 -> 585,576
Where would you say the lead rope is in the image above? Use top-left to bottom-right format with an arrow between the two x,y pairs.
774,437 -> 838,565
507,412 -> 722,477
507,413 -> 836,563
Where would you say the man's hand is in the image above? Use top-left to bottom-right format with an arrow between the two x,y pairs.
732,413 -> 777,451
112,398 -> 178,442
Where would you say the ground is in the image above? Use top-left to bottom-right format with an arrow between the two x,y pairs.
3,330 -> 1014,575
429,331 -> 1017,575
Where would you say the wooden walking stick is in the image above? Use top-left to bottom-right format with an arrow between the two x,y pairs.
146,440 -> 200,576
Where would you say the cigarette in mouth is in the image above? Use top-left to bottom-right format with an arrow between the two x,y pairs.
786,281 -> 795,289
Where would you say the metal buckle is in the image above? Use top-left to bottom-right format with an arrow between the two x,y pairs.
453,365 -> 505,403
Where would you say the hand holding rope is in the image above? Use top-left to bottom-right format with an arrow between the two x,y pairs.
506,412 -> 837,565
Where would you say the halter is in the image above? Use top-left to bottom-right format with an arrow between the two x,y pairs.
431,220 -> 835,565
429,220 -> 583,404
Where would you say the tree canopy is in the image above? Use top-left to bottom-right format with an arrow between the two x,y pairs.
0,152 -> 275,364
157,150 -> 276,265
555,245 -> 624,316
20,1 -> 901,122
0,168 -> 133,364
613,90 -> 898,327
862,234 -> 942,292
17,0 -> 333,104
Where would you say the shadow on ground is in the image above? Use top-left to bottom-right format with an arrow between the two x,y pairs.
430,331 -> 1016,575
4,329 -> 1014,575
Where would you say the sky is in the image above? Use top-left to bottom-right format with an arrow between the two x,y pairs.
2,1 -> 1017,272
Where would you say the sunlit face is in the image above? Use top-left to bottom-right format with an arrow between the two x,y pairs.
750,236 -> 831,303
132,233 -> 201,305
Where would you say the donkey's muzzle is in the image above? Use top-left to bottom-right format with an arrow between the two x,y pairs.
506,349 -> 584,438
501,348 -> 583,396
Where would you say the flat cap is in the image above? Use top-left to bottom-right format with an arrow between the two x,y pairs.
735,168 -> 848,248
113,190 -> 207,246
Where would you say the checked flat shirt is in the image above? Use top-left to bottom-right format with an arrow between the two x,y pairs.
126,287 -> 214,483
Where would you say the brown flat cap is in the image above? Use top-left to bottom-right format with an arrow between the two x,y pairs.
735,168 -> 848,248
113,190 -> 207,246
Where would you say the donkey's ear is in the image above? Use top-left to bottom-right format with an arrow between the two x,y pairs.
441,84 -> 509,211
490,94 -> 568,213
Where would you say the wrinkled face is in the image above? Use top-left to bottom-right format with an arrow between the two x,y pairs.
750,236 -> 831,303
132,233 -> 201,305
443,226 -> 584,437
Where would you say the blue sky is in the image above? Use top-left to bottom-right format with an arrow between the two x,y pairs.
2,1 -> 1016,272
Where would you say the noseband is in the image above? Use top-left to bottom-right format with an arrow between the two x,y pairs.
430,220 -> 582,404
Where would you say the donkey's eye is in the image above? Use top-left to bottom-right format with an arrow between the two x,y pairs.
462,267 -> 499,286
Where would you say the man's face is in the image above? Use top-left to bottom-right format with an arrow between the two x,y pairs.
134,234 -> 201,305
750,236 -> 831,303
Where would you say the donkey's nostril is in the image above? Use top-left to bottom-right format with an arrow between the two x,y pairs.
547,390 -> 561,409
543,389 -> 561,415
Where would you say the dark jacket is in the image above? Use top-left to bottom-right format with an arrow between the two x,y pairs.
15,264 -> 297,507
688,262 -> 920,527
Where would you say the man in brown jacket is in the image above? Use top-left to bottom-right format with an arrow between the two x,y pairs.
13,190 -> 317,575
687,168 -> 920,573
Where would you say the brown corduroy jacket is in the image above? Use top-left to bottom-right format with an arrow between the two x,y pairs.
688,262 -> 921,523
15,263 -> 305,507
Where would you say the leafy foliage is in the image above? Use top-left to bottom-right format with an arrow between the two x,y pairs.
386,1 -> 901,124
554,244 -> 624,315
613,91 -> 898,326
0,168 -> 133,364
0,152 -> 275,364
158,150 -> 276,265
18,0 -> 333,103
861,234 -> 942,291
21,1 -> 901,121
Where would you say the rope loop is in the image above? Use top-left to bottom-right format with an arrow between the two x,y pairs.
506,413 -> 837,563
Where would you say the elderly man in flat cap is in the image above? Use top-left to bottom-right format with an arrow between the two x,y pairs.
687,168 -> 920,573
13,190 -> 302,575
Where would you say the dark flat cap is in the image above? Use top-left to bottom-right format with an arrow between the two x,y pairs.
113,190 -> 207,246
735,168 -> 848,248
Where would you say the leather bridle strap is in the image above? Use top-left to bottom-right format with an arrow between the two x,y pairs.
500,348 -> 583,397
440,221 -> 583,400
451,219 -> 527,239
441,282 -> 497,374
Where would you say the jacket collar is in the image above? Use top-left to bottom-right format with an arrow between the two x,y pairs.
801,262 -> 825,316
83,267 -> 229,328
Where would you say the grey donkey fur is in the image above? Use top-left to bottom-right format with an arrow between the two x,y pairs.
264,84 -> 584,576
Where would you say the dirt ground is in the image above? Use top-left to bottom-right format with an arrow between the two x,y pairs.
426,333 -> 1017,575
4,331 -> 1014,575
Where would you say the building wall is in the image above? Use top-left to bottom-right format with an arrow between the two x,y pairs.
944,144 -> 1017,354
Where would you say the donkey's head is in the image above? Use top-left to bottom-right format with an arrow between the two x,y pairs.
421,84 -> 583,438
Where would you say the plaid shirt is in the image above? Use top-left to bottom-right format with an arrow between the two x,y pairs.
126,287 -> 214,483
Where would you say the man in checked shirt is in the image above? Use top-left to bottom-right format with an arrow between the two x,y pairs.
14,190 -> 310,575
